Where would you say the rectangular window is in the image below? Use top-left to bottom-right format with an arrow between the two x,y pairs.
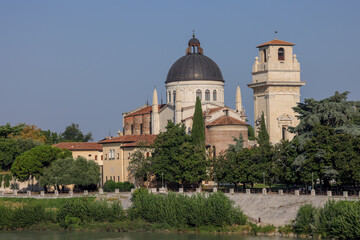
282,126 -> 288,140
117,153 -> 120,159
118,176 -> 120,182
105,154 -> 107,160
101,155 -> 103,160
95,155 -> 98,160
131,124 -> 134,135
106,176 -> 108,181
140,123 -> 143,135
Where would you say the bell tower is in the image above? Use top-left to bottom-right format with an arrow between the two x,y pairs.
248,38 -> 306,144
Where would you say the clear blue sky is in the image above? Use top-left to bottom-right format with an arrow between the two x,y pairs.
1,1 -> 359,141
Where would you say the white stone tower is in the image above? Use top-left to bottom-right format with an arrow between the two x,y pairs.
151,88 -> 160,134
235,85 -> 243,114
248,39 -> 306,144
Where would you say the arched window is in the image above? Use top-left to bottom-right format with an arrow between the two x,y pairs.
278,48 -> 285,61
196,89 -> 202,100
173,90 -> 176,102
205,90 -> 210,101
109,150 -> 112,159
213,90 -> 217,101
168,91 -> 171,102
263,49 -> 267,62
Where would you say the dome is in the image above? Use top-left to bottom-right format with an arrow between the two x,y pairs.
188,37 -> 200,45
166,35 -> 224,83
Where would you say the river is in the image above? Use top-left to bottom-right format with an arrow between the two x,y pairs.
0,232 -> 300,240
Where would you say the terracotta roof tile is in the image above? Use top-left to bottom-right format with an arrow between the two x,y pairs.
53,142 -> 102,151
257,39 -> 294,48
125,104 -> 166,117
98,134 -> 157,146
207,115 -> 248,127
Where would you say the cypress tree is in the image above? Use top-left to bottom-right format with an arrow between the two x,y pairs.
191,97 -> 205,149
257,112 -> 270,147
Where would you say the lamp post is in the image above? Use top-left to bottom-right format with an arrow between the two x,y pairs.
263,172 -> 265,186
161,172 -> 164,188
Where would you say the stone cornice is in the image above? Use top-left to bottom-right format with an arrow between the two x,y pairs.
247,81 -> 306,89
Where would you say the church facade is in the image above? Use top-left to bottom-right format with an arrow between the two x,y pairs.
121,34 -> 249,154
99,34 -> 304,184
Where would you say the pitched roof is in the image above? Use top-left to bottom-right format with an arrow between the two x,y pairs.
98,134 -> 157,146
207,115 -> 248,127
53,142 -> 102,151
257,39 -> 294,48
125,104 -> 166,117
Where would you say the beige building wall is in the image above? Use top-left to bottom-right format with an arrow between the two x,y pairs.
71,150 -> 103,166
102,143 -> 149,184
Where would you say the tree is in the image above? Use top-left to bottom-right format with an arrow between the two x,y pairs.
273,140 -> 299,190
61,123 -> 93,142
39,157 -> 74,191
0,138 -> 41,171
128,144 -> 152,187
40,130 -> 61,145
72,157 -> 100,189
0,123 -> 25,138
257,112 -> 270,148
191,97 -> 205,149
227,133 -> 244,154
248,125 -> 256,141
151,121 -> 207,186
10,145 -> 72,181
291,91 -> 360,144
9,124 -> 46,143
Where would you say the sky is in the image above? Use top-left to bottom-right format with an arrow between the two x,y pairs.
0,1 -> 359,141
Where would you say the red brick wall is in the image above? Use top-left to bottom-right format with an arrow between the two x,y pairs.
124,114 -> 151,135
206,125 -> 248,155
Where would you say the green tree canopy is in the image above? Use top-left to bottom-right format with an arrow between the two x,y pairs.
72,157 -> 100,188
40,157 -> 100,190
61,123 -> 93,142
10,145 -> 72,181
0,123 -> 25,138
128,144 -> 152,187
191,97 -> 205,150
0,138 -> 41,171
257,112 -> 270,148
151,121 -> 207,186
39,157 -> 74,190
291,91 -> 360,142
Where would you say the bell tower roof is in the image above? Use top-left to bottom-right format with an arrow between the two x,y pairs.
257,39 -> 294,48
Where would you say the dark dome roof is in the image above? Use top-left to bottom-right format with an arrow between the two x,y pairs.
166,35 -> 224,83
188,37 -> 200,45
166,54 -> 224,83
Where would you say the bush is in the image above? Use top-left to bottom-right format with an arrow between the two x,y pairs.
4,174 -> 12,188
103,180 -> 117,192
128,189 -> 246,228
294,200 -> 360,239
103,180 -> 134,192
57,197 -> 125,228
293,204 -> 318,235
0,204 -> 50,229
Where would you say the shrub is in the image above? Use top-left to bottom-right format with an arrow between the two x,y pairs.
294,200 -> 360,239
57,197 -> 125,228
103,180 -> 117,192
293,204 -> 318,235
0,204 -> 50,229
3,174 -> 12,188
128,189 -> 246,228
103,180 -> 134,192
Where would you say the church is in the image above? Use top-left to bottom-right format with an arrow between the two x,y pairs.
98,34 -> 305,183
